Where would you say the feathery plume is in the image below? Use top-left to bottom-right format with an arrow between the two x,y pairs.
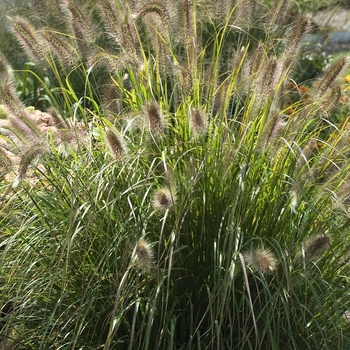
152,187 -> 175,211
249,43 -> 264,77
120,13 -> 139,57
320,84 -> 342,116
266,115 -> 287,145
8,114 -> 42,143
13,144 -> 45,187
284,15 -> 312,62
105,128 -> 126,159
98,0 -> 122,46
133,237 -> 154,271
230,47 -> 248,86
101,84 -> 121,115
179,0 -> 194,43
177,65 -> 194,96
66,1 -> 95,57
243,248 -> 277,273
0,56 -> 31,121
0,148 -> 12,174
255,57 -> 284,104
0,56 -> 13,85
88,50 -> 120,73
210,82 -> 226,117
256,112 -> 287,152
65,0 -> 95,45
211,0 -> 232,22
303,234 -> 330,263
235,0 -> 257,28
135,3 -> 171,61
30,0 -> 67,29
40,30 -> 77,67
137,2 -> 170,26
190,107 -> 208,137
144,101 -> 165,134
314,57 -> 349,99
163,0 -> 179,34
0,83 -> 42,142
10,17 -> 45,65
265,0 -> 288,34
0,83 -> 27,119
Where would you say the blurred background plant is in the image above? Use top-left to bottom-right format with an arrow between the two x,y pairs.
0,0 -> 350,349
0,0 -> 28,69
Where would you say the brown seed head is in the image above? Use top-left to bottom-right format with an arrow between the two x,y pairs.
179,0 -> 194,42
304,235 -> 330,263
284,15 -> 312,60
0,56 -> 13,85
320,83 -> 342,116
134,238 -> 154,271
243,248 -> 277,273
18,145 -> 45,178
65,0 -> 95,44
0,148 -> 12,172
105,129 -> 126,159
265,0 -> 288,34
190,107 -> 207,137
98,0 -> 122,46
315,57 -> 349,99
144,101 -> 165,134
40,30 -> 77,67
152,187 -> 174,211
10,17 -> 45,65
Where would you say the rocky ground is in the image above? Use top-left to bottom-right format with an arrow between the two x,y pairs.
311,7 -> 350,53
313,7 -> 350,32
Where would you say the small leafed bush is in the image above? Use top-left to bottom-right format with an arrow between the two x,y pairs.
0,0 -> 350,349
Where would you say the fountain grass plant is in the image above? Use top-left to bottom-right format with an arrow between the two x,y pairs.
0,0 -> 350,349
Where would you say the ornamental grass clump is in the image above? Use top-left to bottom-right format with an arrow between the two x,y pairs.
0,0 -> 350,349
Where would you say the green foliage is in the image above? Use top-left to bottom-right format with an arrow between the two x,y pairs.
14,62 -> 54,110
0,0 -> 350,349
293,50 -> 333,83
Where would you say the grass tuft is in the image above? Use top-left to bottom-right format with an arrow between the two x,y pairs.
0,1 -> 350,349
